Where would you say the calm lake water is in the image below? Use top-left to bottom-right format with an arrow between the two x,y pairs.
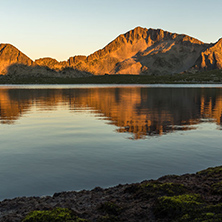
0,84 -> 222,200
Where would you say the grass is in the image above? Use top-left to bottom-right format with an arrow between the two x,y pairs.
97,202 -> 123,222
1,69 -> 222,84
154,193 -> 222,221
154,194 -> 203,220
22,208 -> 87,222
140,182 -> 188,196
124,181 -> 188,200
197,166 -> 222,177
211,181 -> 222,195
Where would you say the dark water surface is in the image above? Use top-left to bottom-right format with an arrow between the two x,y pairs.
0,84 -> 222,200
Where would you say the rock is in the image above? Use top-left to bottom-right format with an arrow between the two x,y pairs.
68,55 -> 87,65
1,166 -> 222,221
34,57 -> 67,70
0,44 -> 33,75
192,38 -> 222,70
1,27 -> 222,76
70,27 -> 209,75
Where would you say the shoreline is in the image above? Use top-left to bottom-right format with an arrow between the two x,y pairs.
1,165 -> 222,221
0,70 -> 222,85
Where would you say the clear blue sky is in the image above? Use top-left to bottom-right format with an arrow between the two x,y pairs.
1,0 -> 222,61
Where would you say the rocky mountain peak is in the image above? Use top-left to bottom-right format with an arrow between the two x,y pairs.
1,27 -> 222,76
0,43 -> 33,74
72,27 -> 208,75
193,38 -> 222,70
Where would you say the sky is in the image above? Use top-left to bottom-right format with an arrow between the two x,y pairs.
1,0 -> 222,61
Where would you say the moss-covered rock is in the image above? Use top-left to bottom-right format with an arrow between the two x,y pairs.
155,194 -> 222,221
22,208 -> 87,222
180,212 -> 222,222
179,203 -> 222,221
197,166 -> 222,178
97,215 -> 120,222
140,182 -> 187,196
211,181 -> 222,194
98,202 -> 122,216
154,194 -> 203,220
3,165 -> 222,222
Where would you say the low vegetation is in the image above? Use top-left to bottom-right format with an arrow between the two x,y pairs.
197,165 -> 222,177
22,208 -> 87,222
1,69 -> 222,84
154,194 -> 222,221
154,194 -> 203,220
97,202 -> 123,222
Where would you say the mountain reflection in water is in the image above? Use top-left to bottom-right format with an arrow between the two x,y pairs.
0,87 -> 222,139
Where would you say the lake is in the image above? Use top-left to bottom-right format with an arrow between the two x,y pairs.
0,84 -> 222,200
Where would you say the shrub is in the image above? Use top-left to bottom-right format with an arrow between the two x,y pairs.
22,208 -> 87,222
154,194 -> 203,219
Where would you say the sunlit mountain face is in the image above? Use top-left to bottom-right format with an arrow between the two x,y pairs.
0,87 -> 222,139
2,27 -> 222,76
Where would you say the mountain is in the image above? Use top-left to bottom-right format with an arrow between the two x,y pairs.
34,57 -> 67,70
0,44 -> 33,75
192,38 -> 222,70
1,27 -> 222,76
0,45 -> 92,77
67,27 -> 210,75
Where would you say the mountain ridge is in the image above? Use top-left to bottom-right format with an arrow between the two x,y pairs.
0,43 -> 33,75
0,27 -> 221,76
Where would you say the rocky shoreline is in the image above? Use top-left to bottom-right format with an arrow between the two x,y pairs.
1,165 -> 222,221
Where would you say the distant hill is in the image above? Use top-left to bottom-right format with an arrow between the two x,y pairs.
1,27 -> 222,76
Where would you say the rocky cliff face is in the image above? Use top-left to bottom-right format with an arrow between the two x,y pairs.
68,27 -> 210,75
192,38 -> 222,70
34,57 -> 67,70
0,44 -> 33,75
1,27 -> 222,76
0,45 -> 91,77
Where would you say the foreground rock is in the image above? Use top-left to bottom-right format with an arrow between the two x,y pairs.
1,166 -> 222,221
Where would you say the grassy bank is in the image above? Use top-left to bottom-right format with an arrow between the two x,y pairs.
1,70 -> 222,84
